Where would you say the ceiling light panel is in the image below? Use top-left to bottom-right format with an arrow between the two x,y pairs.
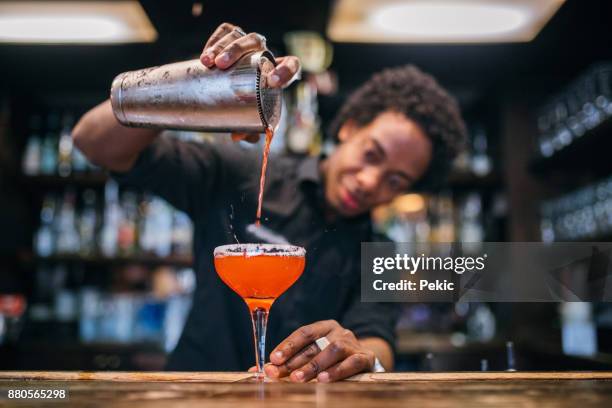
327,0 -> 565,43
0,1 -> 157,44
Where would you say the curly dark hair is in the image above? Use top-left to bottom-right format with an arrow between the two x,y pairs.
328,65 -> 467,192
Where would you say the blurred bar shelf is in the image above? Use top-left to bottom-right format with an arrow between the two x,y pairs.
0,341 -> 166,371
552,233 -> 612,243
21,173 -> 109,188
395,332 -> 612,371
20,172 -> 504,190
20,170 -> 504,191
529,117 -> 612,177
19,252 -> 194,268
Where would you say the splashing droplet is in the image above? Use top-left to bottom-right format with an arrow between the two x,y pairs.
228,204 -> 239,243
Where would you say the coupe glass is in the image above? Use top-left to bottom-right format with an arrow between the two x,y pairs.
214,243 -> 306,378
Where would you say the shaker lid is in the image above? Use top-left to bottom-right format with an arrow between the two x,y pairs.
256,51 -> 282,130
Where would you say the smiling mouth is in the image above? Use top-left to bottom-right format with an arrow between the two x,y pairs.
340,186 -> 361,212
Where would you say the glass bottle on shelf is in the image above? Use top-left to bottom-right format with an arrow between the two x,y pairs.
140,196 -> 173,257
71,109 -> 92,173
430,193 -> 455,243
459,193 -> 484,243
100,181 -> 120,257
565,85 -> 587,139
34,193 -> 57,257
39,136 -> 57,175
540,202 -> 555,243
594,64 -> 612,117
560,302 -> 597,357
55,189 -> 80,254
172,209 -> 193,256
138,195 -> 152,254
470,126 -> 491,177
537,103 -> 555,157
22,114 -> 43,176
578,73 -> 602,130
72,146 -> 90,173
57,113 -> 74,177
118,191 -> 139,256
40,112 -> 60,175
78,287 -> 101,343
79,189 -> 98,256
551,96 -> 572,152
286,81 -> 321,155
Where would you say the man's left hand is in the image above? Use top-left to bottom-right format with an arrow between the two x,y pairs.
263,320 -> 376,382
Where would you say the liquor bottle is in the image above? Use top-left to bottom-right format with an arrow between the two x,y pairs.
79,189 -> 98,256
40,112 -> 60,175
430,193 -> 455,243
140,196 -> 172,257
118,192 -> 138,255
459,193 -> 484,243
39,136 -> 57,175
22,114 -> 43,176
55,189 -> 80,254
78,287 -> 101,343
470,126 -> 492,177
287,81 -> 321,154
100,181 -> 120,257
172,209 -> 193,256
34,193 -> 57,257
57,113 -> 74,177
72,146 -> 90,173
138,195 -> 152,253
561,302 -> 597,357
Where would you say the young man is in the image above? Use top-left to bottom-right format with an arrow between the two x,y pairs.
73,22 -> 466,382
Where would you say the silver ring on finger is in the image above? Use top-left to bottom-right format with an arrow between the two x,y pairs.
315,336 -> 330,351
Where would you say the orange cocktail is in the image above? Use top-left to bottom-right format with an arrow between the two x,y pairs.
214,244 -> 306,378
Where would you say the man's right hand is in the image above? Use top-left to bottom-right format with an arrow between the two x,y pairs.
200,22 -> 301,88
200,22 -> 301,143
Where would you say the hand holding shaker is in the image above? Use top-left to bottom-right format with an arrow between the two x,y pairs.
110,50 -> 281,133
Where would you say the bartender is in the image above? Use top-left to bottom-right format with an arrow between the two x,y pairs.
73,22 -> 466,382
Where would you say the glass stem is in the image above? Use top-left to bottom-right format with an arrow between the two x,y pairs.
250,307 -> 269,377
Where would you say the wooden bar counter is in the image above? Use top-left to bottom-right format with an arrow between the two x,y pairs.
1,371 -> 612,407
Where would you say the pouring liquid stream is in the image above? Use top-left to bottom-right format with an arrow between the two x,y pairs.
255,126 -> 273,226
230,126 -> 290,245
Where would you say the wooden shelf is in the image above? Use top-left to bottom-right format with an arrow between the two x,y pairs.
20,252 -> 193,268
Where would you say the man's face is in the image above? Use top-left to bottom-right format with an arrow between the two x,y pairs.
323,111 -> 433,217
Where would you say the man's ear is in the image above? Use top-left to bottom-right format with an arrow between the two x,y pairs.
338,120 -> 357,143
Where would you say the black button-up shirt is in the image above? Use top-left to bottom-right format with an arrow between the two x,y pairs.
114,135 -> 399,371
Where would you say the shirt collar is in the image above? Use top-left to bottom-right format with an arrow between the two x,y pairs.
265,154 -> 372,237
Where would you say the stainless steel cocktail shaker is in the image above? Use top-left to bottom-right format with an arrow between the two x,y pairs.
110,51 -> 281,133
